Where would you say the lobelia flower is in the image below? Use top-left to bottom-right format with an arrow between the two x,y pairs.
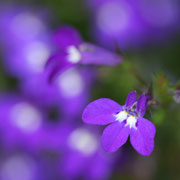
0,94 -> 44,149
54,67 -> 95,117
46,25 -> 123,81
0,152 -> 46,180
0,6 -> 52,79
86,0 -> 147,49
82,91 -> 156,156
58,125 -> 115,180
0,94 -> 67,151
86,0 -> 180,49
20,66 -> 94,118
173,89 -> 180,103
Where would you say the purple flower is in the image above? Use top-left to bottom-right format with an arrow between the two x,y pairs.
58,125 -> 115,180
0,6 -> 52,79
82,91 -> 156,156
0,153 -> 45,180
0,94 -> 66,151
46,25 -> 123,81
173,89 -> 180,103
86,0 -> 180,49
87,0 -> 146,49
20,66 -> 94,117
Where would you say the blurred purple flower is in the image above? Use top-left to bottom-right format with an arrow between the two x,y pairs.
0,6 -> 52,79
173,89 -> 180,103
46,25 -> 123,81
59,125 -> 115,180
87,0 -> 180,49
20,66 -> 94,117
82,91 -> 156,156
0,95 -> 66,151
0,7 -> 96,117
87,0 -> 146,49
0,153 -> 45,180
53,67 -> 95,117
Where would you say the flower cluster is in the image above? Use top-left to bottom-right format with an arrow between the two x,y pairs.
0,5 -> 123,180
87,0 -> 180,49
0,2 -> 167,180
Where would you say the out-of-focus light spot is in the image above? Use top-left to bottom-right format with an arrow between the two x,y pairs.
11,13 -> 45,39
0,155 -> 36,180
140,0 -> 178,27
24,41 -> 51,72
97,2 -> 130,34
68,128 -> 98,155
67,45 -> 81,63
10,102 -> 42,133
57,68 -> 84,98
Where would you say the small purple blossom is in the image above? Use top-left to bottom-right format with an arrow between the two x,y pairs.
59,125 -> 115,180
20,66 -> 94,117
87,0 -> 180,49
0,94 -> 66,151
82,91 -> 156,156
173,89 -> 180,103
0,6 -> 52,78
0,153 -> 45,180
46,26 -> 123,81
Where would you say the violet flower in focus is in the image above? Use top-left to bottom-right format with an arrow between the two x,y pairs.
46,25 -> 123,81
82,91 -> 156,156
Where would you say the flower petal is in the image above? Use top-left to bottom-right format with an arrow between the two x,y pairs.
53,26 -> 82,49
136,94 -> 147,117
102,122 -> 130,152
87,153 -> 111,180
80,43 -> 123,66
130,118 -> 156,156
82,98 -> 121,125
61,151 -> 86,178
45,52 -> 74,82
125,91 -> 137,109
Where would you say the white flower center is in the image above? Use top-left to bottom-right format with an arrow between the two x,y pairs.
66,45 -> 81,63
115,110 -> 137,130
115,111 -> 128,122
126,115 -> 137,130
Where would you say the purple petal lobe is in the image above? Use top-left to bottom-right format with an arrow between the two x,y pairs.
125,91 -> 137,109
136,94 -> 147,117
53,26 -> 82,49
80,43 -> 123,66
87,153 -> 110,180
130,118 -> 156,156
45,52 -> 74,82
102,122 -> 130,152
82,98 -> 121,125
62,151 -> 85,178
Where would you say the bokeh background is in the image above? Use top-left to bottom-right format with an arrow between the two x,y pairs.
0,0 -> 180,180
